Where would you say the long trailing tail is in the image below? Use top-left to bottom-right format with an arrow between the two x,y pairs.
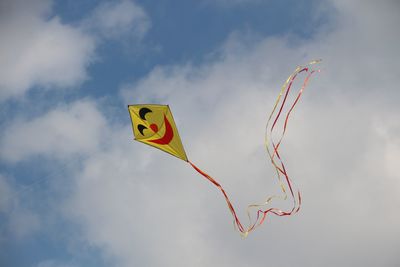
188,60 -> 321,237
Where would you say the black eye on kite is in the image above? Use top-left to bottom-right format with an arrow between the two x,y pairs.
139,107 -> 152,120
137,124 -> 147,135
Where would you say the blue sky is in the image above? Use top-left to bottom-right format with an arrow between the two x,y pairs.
51,0 -> 330,99
1,1 -> 400,267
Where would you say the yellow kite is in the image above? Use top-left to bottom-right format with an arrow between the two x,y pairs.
128,104 -> 187,161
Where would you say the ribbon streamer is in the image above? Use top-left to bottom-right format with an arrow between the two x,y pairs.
188,60 -> 321,236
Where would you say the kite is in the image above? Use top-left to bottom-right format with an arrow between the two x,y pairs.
128,60 -> 321,237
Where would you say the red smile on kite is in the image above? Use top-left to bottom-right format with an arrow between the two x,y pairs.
148,115 -> 174,145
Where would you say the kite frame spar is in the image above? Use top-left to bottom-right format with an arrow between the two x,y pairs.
128,60 -> 321,237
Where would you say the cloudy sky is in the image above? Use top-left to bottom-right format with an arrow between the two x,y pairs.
1,0 -> 399,266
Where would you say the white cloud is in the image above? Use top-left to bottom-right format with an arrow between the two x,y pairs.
0,0 -> 95,101
372,113 -> 400,180
0,0 -> 150,101
64,0 -> 400,266
0,100 -> 106,163
82,0 -> 150,41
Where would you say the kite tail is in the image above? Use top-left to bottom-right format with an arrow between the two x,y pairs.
189,60 -> 320,237
245,60 -> 321,232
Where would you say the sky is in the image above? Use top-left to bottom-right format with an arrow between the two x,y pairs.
0,0 -> 399,266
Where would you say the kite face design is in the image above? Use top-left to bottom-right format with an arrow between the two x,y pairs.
136,107 -> 174,145
128,104 -> 188,161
